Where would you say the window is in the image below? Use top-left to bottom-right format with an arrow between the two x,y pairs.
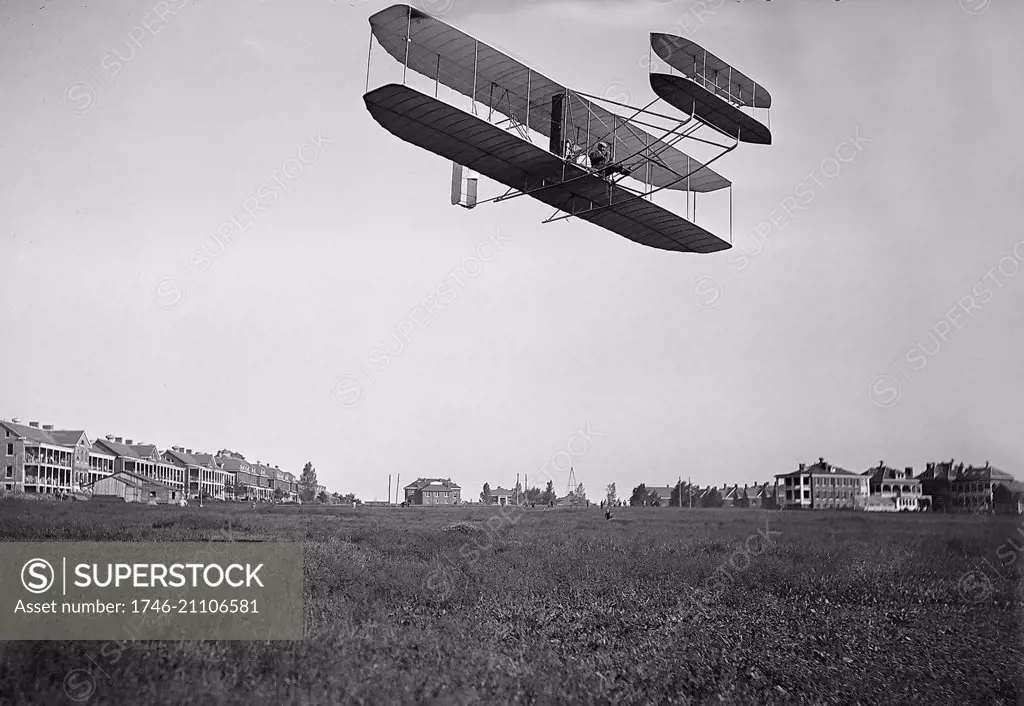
5,444 -> 11,455
5,466 -> 11,478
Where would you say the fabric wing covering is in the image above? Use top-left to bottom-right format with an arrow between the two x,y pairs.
365,83 -> 732,254
651,33 -> 772,109
369,4 -> 730,193
650,73 -> 771,145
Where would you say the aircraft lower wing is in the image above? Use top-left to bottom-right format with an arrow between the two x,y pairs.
652,73 -> 771,145
364,83 -> 731,254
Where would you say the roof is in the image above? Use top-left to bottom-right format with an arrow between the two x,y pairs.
647,486 -> 676,499
216,456 -> 251,472
365,84 -> 731,254
87,469 -> 176,492
93,438 -> 141,459
130,444 -> 160,460
865,464 -> 920,483
191,453 -> 221,469
369,5 -> 730,194
1,421 -> 63,446
776,459 -> 863,479
651,73 -> 771,145
406,477 -> 461,490
88,443 -> 116,458
489,487 -> 513,495
651,33 -> 772,108
956,464 -> 1015,483
918,461 -> 961,481
50,430 -> 88,447
162,448 -> 201,467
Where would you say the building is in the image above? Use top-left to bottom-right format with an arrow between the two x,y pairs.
50,429 -> 93,491
215,453 -> 272,502
270,466 -> 298,501
93,437 -> 186,494
864,462 -> 927,512
646,486 -> 677,506
952,462 -> 1019,513
88,470 -> 183,504
488,486 -> 514,505
743,482 -> 782,509
252,462 -> 275,500
162,447 -> 227,500
721,484 -> 741,508
777,458 -> 870,510
404,478 -> 461,506
1,419 -> 79,495
87,444 -> 116,487
917,460 -> 961,512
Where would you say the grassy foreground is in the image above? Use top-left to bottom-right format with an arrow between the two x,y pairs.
0,500 -> 1020,705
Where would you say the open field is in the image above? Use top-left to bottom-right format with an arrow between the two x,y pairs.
0,500 -> 1021,705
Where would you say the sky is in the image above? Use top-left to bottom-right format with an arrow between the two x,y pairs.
1,0 -> 1022,502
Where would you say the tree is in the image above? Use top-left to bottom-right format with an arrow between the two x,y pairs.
340,492 -> 361,506
575,482 -> 586,503
669,482 -> 693,508
542,480 -> 557,504
480,482 -> 492,505
702,487 -> 724,508
273,487 -> 285,501
629,483 -> 649,506
298,462 -> 318,503
513,480 -> 523,504
736,488 -> 751,509
605,483 -> 617,506
317,490 -> 329,504
525,486 -> 542,504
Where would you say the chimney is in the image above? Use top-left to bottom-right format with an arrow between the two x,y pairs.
186,449 -> 192,455
126,439 -> 133,445
115,437 -> 123,443
106,435 -> 115,441
42,424 -> 54,431
985,461 -> 990,469
818,457 -> 825,464
799,463 -> 805,471
11,417 -> 20,423
905,467 -> 913,474
29,421 -> 39,428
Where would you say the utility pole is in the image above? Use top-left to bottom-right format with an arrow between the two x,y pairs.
396,473 -> 400,505
516,473 -> 520,506
688,476 -> 692,509
388,473 -> 392,505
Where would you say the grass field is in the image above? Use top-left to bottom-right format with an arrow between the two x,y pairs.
0,500 -> 1020,705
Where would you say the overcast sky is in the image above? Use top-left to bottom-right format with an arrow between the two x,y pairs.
2,0 -> 1021,501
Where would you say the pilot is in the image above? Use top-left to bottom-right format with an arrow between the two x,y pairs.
589,141 -> 631,178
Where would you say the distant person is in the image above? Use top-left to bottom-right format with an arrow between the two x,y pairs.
605,510 -> 612,520
589,141 -> 631,179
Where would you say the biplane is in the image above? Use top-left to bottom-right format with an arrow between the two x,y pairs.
361,4 -> 774,254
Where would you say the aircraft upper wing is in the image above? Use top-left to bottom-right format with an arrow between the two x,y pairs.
651,33 -> 772,109
369,4 -> 730,193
